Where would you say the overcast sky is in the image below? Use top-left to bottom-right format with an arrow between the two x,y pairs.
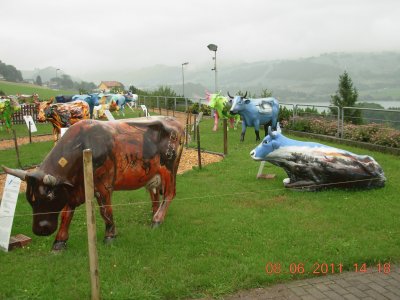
1,0 -> 399,79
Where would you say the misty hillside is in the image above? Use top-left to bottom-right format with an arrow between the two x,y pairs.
121,52 -> 400,103
22,67 -> 82,83
20,52 -> 400,104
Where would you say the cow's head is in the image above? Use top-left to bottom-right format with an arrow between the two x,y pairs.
109,99 -> 120,112
2,166 -> 73,236
250,125 -> 281,160
88,94 -> 100,106
228,92 -> 248,114
35,99 -> 53,122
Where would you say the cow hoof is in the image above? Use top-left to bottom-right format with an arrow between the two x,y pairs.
151,221 -> 161,229
52,241 -> 67,251
103,236 -> 116,244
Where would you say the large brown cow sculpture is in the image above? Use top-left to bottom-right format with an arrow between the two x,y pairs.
35,99 -> 90,143
3,116 -> 185,251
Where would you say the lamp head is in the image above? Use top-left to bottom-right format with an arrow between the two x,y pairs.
207,44 -> 218,51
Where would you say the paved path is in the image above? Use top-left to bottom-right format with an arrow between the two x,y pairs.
225,264 -> 400,299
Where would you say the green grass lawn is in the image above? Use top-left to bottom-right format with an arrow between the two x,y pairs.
0,118 -> 399,299
0,80 -> 75,99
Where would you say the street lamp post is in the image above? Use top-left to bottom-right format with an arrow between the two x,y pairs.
207,44 -> 218,93
181,62 -> 189,98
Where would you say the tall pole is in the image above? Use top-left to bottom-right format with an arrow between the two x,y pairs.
213,51 -> 217,93
207,44 -> 218,93
181,62 -> 188,98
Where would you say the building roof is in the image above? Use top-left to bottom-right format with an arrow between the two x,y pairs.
99,81 -> 124,88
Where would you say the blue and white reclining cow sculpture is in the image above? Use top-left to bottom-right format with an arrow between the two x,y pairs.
250,126 -> 386,190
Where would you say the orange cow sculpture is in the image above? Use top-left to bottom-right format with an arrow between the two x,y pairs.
35,99 -> 90,143
3,116 -> 185,250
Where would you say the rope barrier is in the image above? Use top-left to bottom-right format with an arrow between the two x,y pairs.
0,177 -> 383,219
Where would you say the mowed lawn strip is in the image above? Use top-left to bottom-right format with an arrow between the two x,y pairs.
0,117 -> 398,299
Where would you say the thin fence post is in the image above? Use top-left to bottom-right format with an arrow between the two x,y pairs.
12,130 -> 22,168
185,112 -> 189,146
196,124 -> 202,169
223,119 -> 228,155
28,122 -> 32,144
83,149 -> 101,300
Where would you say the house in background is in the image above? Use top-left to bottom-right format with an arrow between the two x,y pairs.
98,81 -> 125,92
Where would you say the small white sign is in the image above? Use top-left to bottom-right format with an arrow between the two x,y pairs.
140,105 -> 149,117
60,128 -> 68,137
104,110 -> 115,121
0,175 -> 22,252
23,115 -> 37,133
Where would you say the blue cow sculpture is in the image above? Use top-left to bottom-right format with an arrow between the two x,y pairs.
250,126 -> 386,191
72,94 -> 100,118
55,95 -> 74,103
229,92 -> 279,141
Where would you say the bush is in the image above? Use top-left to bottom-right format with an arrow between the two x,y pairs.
287,117 -> 400,148
188,103 -> 211,116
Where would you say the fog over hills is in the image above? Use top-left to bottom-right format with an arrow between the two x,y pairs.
22,52 -> 400,104
106,52 -> 400,104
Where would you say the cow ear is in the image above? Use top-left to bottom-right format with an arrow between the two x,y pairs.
48,98 -> 54,104
244,99 -> 250,104
277,122 -> 282,133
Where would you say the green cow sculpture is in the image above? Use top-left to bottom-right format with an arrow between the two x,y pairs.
0,97 -> 21,132
206,92 -> 240,131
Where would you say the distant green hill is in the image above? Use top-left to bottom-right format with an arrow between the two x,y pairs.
0,80 -> 76,99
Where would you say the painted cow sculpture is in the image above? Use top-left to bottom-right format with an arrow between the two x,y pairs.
0,97 -> 21,132
2,116 -> 184,250
250,126 -> 386,190
206,92 -> 240,131
72,94 -> 101,118
35,99 -> 90,143
55,95 -> 74,103
229,92 -> 279,141
105,92 -> 137,116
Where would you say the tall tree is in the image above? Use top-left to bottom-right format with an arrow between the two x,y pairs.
35,75 -> 42,86
331,71 -> 362,124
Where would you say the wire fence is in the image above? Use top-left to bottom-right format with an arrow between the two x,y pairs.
2,99 -> 400,154
0,176 -> 385,220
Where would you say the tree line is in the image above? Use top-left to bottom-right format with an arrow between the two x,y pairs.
0,60 -> 23,82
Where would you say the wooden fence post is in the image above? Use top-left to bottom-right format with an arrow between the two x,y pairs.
28,122 -> 32,144
223,119 -> 228,155
196,124 -> 202,169
12,130 -> 22,168
83,149 -> 101,300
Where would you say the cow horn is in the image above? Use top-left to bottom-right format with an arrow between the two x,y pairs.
1,165 -> 27,181
227,92 -> 233,99
243,92 -> 247,98
43,174 -> 58,186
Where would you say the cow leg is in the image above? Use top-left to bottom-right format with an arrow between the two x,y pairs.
240,121 -> 246,142
152,170 -> 175,226
52,127 -> 57,144
95,187 -> 117,243
53,205 -> 75,251
213,112 -> 219,131
264,123 -> 268,137
255,121 -> 261,141
229,117 -> 234,129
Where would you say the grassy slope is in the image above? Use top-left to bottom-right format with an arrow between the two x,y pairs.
0,118 -> 399,299
0,80 -> 76,99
